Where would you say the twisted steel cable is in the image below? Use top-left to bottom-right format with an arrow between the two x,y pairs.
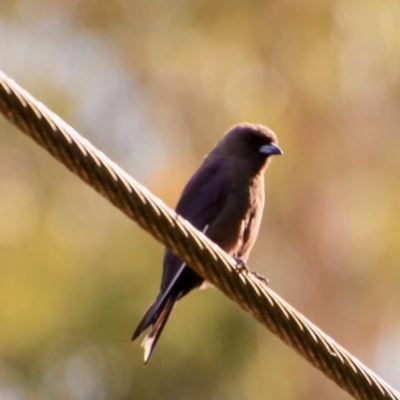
0,70 -> 398,400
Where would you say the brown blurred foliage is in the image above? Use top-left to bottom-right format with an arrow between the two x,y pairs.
1,0 -> 400,399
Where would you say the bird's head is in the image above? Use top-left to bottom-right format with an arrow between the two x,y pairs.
212,123 -> 282,173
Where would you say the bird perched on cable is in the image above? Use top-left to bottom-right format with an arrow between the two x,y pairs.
132,123 -> 282,363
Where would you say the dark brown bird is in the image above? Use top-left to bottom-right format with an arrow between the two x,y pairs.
132,123 -> 282,363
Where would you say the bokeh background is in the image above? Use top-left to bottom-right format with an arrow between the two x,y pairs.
1,0 -> 400,399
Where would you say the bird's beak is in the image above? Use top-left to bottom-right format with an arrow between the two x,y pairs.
259,143 -> 283,156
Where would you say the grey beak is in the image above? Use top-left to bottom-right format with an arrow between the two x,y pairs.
259,143 -> 283,156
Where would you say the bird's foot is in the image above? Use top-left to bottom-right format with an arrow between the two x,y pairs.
234,258 -> 249,273
234,258 -> 269,285
251,271 -> 269,285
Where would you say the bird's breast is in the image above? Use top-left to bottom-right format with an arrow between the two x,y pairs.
207,174 -> 265,260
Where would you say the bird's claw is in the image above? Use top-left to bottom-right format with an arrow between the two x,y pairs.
251,272 -> 269,285
234,258 -> 269,285
234,258 -> 249,273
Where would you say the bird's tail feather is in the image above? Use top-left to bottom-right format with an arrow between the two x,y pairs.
132,294 -> 176,364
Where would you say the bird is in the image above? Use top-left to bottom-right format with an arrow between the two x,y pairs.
132,122 -> 282,363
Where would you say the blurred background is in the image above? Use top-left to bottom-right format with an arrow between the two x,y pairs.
1,0 -> 400,399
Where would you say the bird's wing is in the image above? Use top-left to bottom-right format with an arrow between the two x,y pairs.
175,157 -> 231,228
160,157 -> 231,293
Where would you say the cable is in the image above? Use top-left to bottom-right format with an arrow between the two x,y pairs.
0,70 -> 398,400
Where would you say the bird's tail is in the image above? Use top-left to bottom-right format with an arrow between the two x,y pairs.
132,294 -> 176,364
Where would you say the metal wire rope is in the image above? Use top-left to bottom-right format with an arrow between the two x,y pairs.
0,70 -> 398,400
